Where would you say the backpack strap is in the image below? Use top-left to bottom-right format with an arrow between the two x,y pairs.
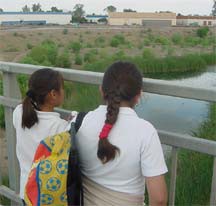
75,112 -> 87,132
69,112 -> 87,206
70,112 -> 87,151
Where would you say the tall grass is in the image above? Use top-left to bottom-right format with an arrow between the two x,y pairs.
84,52 -> 216,74
0,176 -> 10,205
175,104 -> 216,205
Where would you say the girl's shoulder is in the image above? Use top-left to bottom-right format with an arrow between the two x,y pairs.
13,104 -> 22,114
13,104 -> 23,119
13,104 -> 23,128
136,117 -> 157,136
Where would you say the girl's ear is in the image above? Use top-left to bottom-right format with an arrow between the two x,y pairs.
49,89 -> 57,99
99,85 -> 104,98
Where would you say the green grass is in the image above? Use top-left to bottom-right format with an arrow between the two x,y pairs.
84,51 -> 215,74
0,176 -> 10,205
174,104 -> 216,205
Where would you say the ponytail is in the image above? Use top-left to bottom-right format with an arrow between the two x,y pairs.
97,90 -> 120,164
21,68 -> 63,129
22,93 -> 38,129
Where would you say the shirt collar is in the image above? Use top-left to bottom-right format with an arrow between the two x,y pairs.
36,110 -> 60,119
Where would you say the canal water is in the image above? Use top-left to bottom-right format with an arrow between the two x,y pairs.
136,65 -> 216,135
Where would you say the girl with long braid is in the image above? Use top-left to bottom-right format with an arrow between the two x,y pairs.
75,61 -> 168,206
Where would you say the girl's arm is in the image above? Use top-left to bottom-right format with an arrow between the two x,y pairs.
146,174 -> 167,206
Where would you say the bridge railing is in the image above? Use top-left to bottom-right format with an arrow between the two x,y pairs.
0,61 -> 215,206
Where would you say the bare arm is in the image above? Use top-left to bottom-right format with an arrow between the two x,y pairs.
146,175 -> 168,206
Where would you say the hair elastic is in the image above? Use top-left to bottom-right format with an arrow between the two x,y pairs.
99,124 -> 113,139
26,90 -> 35,99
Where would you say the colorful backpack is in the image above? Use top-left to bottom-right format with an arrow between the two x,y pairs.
24,112 -> 86,206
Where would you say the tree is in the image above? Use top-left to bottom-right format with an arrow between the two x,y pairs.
98,18 -> 108,24
123,9 -> 136,12
32,3 -> 42,12
22,5 -> 30,12
212,0 -> 216,16
51,7 -> 63,12
104,5 -> 117,13
0,8 -> 3,12
71,4 -> 86,23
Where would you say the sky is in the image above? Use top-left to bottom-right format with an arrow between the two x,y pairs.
0,0 -> 214,15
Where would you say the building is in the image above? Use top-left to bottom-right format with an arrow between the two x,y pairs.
85,15 -> 108,24
177,15 -> 216,27
0,12 -> 72,25
108,12 -> 176,26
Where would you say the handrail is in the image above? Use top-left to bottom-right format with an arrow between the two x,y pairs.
0,61 -> 215,102
1,96 -> 216,156
0,61 -> 215,206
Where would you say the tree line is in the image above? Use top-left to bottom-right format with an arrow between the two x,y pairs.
0,1 -> 215,19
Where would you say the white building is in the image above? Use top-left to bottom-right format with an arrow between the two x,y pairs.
0,12 -> 72,25
177,15 -> 216,27
108,12 -> 176,26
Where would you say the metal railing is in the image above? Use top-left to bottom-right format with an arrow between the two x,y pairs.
0,61 -> 216,205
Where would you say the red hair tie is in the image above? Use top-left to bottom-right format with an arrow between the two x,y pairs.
99,124 -> 113,139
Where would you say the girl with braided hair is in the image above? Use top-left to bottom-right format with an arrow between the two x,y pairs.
75,61 -> 168,206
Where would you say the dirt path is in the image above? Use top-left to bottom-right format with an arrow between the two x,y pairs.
12,51 -> 28,62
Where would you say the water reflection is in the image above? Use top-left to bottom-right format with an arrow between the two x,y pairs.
136,66 -> 216,134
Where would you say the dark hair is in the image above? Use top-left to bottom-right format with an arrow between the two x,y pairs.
22,68 -> 63,129
97,61 -> 143,164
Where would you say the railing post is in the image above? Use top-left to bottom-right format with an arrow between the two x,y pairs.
2,71 -> 21,205
169,146 -> 178,206
210,157 -> 216,206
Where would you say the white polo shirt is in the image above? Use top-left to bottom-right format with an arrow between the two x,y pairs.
75,105 -> 168,195
13,104 -> 69,199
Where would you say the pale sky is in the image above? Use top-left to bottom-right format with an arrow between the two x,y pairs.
0,0 -> 214,15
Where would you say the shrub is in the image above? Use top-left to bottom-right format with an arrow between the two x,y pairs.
26,43 -> 33,50
55,52 -> 71,68
27,40 -> 58,66
110,38 -> 120,47
84,52 -> 97,63
155,36 -> 170,45
69,41 -> 82,53
143,38 -> 151,46
20,56 -> 40,65
63,28 -> 68,35
75,55 -> 83,65
142,48 -> 155,59
185,36 -> 201,46
28,46 -> 48,63
197,27 -> 209,38
41,40 -> 58,64
110,34 -> 126,47
113,34 -> 125,44
172,33 -> 183,45
86,43 -> 93,48
95,36 -> 106,47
